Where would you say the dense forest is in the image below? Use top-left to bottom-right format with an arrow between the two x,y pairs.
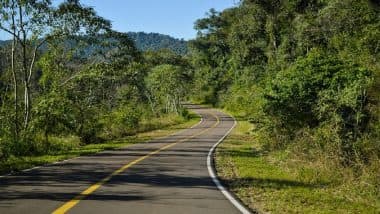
191,0 -> 379,166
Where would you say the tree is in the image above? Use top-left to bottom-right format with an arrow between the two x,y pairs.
146,64 -> 189,114
0,0 -> 111,140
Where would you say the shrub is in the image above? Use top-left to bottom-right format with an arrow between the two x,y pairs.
264,49 -> 373,161
31,92 -> 74,144
74,107 -> 104,145
100,105 -> 142,138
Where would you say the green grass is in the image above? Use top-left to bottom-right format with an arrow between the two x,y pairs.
215,119 -> 380,214
0,113 -> 200,175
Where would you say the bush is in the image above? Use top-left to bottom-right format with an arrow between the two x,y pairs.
74,108 -> 104,144
264,49 -> 374,162
100,105 -> 142,139
31,92 -> 74,144
0,138 -> 10,160
179,107 -> 190,120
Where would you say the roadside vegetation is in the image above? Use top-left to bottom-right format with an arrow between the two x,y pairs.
189,0 -> 380,213
216,119 -> 379,213
0,1 -> 193,174
1,113 -> 199,175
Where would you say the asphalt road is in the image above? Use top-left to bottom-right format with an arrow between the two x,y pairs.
0,105 -> 245,214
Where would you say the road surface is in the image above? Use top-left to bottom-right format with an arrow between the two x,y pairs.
0,105 -> 246,214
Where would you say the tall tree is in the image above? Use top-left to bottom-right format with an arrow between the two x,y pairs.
0,0 -> 111,139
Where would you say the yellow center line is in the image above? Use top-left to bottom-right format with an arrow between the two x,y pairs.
52,112 -> 220,214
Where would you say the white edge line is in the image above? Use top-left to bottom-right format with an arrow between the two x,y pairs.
0,113 -> 204,178
207,112 -> 252,214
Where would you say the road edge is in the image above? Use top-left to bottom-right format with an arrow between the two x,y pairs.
207,111 -> 252,214
0,114 -> 204,179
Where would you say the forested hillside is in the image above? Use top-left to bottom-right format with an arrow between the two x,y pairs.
189,0 -> 380,212
0,32 -> 188,55
127,32 -> 188,55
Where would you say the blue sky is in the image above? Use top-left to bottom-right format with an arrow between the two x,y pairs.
0,0 -> 237,40
81,0 -> 237,40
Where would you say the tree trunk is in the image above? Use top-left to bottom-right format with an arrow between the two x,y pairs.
24,82 -> 30,129
146,92 -> 157,116
10,0 -> 19,140
19,5 -> 31,129
173,97 -> 178,114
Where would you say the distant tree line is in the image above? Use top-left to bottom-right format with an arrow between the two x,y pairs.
0,32 -> 189,56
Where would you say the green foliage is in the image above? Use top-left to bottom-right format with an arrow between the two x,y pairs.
265,50 -> 373,132
146,64 -> 189,114
101,105 -> 142,138
144,49 -> 190,68
0,1 -> 193,175
216,119 -> 380,213
190,0 -> 380,177
32,92 -> 74,140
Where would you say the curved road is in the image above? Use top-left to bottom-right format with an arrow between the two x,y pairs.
0,105 -> 246,214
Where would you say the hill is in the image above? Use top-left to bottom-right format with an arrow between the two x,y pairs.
127,32 -> 188,55
0,32 -> 188,55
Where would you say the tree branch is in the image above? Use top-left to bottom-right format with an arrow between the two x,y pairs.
28,37 -> 49,83
0,25 -> 23,44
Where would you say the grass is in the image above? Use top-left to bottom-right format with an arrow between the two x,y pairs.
0,113 -> 200,175
215,119 -> 380,214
